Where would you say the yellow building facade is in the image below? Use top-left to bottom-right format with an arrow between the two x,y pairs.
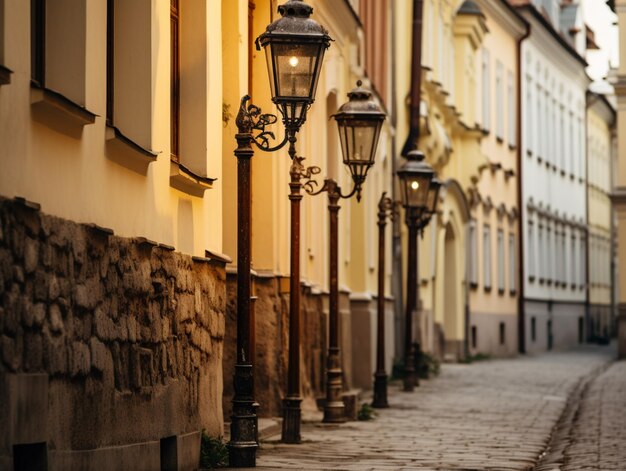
0,0 -> 228,468
587,93 -> 616,340
467,0 -> 526,357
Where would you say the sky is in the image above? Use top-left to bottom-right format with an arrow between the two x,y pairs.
581,0 -> 619,92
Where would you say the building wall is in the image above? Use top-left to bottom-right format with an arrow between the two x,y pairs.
611,0 -> 626,359
519,5 -> 589,352
467,0 -> 525,357
586,97 -> 615,339
0,1 -> 229,468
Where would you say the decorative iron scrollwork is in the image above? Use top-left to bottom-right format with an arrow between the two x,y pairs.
236,96 -> 289,152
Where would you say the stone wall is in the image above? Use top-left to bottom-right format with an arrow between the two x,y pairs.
0,196 -> 226,470
223,275 -> 327,421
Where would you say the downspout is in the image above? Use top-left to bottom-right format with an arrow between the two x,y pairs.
584,93 -> 595,342
402,0 -> 425,157
390,0 -> 405,361
516,22 -> 530,354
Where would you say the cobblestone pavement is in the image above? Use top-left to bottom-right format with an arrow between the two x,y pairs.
559,359 -> 626,470
253,345 -> 615,470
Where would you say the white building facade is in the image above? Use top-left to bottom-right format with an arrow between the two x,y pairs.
517,3 -> 590,353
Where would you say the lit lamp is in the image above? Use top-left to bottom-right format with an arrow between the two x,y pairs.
229,0 -> 332,461
396,150 -> 435,392
257,0 -> 331,130
306,81 -> 386,423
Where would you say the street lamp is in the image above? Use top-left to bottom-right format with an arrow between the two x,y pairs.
257,0 -> 331,446
396,150 -> 438,392
305,81 -> 386,423
372,192 -> 396,408
228,0 -> 330,465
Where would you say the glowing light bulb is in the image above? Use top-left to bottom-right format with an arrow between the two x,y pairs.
289,56 -> 299,67
411,181 -> 419,190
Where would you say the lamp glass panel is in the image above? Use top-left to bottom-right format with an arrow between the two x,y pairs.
425,183 -> 440,213
267,42 -> 321,100
403,174 -> 431,208
337,119 -> 379,167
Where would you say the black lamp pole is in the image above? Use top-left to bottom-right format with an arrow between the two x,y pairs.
255,0 -> 331,446
304,81 -> 386,423
372,193 -> 395,408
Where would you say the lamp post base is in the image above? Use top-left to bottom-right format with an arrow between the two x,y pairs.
403,364 -> 415,392
228,364 -> 258,468
322,400 -> 346,423
372,372 -> 389,408
281,396 -> 302,444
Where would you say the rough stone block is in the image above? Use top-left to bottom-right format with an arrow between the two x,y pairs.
90,337 -> 112,374
32,271 -> 48,302
49,304 -> 64,334
1,334 -> 21,371
24,332 -> 43,371
70,341 -> 90,377
44,334 -> 68,375
94,306 -> 114,341
24,238 -> 39,274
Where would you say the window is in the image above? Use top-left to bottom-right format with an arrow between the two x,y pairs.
482,49 -> 490,131
469,221 -> 478,286
580,233 -> 586,289
526,77 -> 533,153
508,70 -> 515,147
471,326 -> 477,349
496,61 -> 503,140
483,224 -> 492,290
171,0 -> 180,161
547,225 -> 553,284
536,87 -> 542,159
499,322 -> 505,345
30,0 -> 45,86
497,228 -> 505,293
571,233 -> 576,288
578,317 -> 584,343
531,317 -> 536,342
509,233 -> 516,294
528,220 -> 535,281
538,221 -> 544,283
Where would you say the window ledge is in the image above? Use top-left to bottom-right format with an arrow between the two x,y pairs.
526,149 -> 533,157
30,84 -> 96,127
529,276 -> 536,283
496,136 -> 504,144
498,288 -> 505,296
470,281 -> 478,290
508,144 -> 517,151
0,65 -> 12,85
509,290 -> 517,297
105,125 -> 158,175
484,286 -> 492,293
170,161 -> 216,197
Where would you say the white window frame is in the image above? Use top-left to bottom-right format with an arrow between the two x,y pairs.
528,219 -> 535,281
483,224 -> 492,290
482,49 -> 490,131
496,60 -> 504,140
497,228 -> 505,293
469,221 -> 478,285
509,232 -> 516,294
508,70 -> 516,147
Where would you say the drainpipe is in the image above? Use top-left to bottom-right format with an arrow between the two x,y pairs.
516,21 -> 530,355
390,0 -> 405,361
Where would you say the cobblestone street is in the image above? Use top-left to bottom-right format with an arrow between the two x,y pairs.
254,345 -> 616,470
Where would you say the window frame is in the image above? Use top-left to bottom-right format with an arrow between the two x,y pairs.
170,0 -> 180,162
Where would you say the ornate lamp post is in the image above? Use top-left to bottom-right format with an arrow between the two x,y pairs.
257,0 -> 331,446
305,82 -> 386,423
372,192 -> 396,408
228,0 -> 330,466
396,150 -> 439,392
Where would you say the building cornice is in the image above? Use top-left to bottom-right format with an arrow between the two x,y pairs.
475,0 -> 528,39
